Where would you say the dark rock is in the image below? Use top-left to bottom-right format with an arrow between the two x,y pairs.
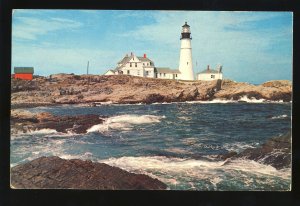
221,132 -> 291,170
230,91 -> 264,101
11,156 -> 167,190
11,113 -> 105,134
217,151 -> 238,161
37,115 -> 104,134
235,132 -> 291,169
144,93 -> 165,104
175,88 -> 199,101
269,92 -> 291,102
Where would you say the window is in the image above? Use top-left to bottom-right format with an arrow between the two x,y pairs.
143,63 -> 145,66
211,75 -> 215,79
146,71 -> 149,75
130,63 -> 132,67
164,73 -> 166,77
137,70 -> 140,75
127,70 -> 130,74
160,73 -> 162,76
135,63 -> 137,67
175,74 -> 177,77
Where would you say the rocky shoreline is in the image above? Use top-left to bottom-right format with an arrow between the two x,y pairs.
11,74 -> 292,107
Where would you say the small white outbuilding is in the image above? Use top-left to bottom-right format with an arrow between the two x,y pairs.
197,65 -> 223,81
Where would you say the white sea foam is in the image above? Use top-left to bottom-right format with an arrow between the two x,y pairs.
87,114 -> 166,133
238,95 -> 266,103
182,96 -> 287,104
59,152 -> 94,160
185,99 -> 236,104
177,116 -> 192,121
11,129 -> 81,140
24,128 -> 58,135
223,142 -> 259,152
96,101 -> 113,105
11,128 -> 59,140
222,159 -> 290,180
271,114 -> 289,119
101,156 -> 291,185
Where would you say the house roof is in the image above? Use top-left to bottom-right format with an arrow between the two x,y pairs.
118,56 -> 131,64
197,69 -> 220,74
106,69 -> 115,73
137,57 -> 152,62
155,67 -> 181,74
14,67 -> 34,74
117,55 -> 153,65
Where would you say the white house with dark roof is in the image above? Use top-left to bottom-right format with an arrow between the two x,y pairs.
105,52 -> 156,78
104,52 -> 180,80
197,65 -> 223,81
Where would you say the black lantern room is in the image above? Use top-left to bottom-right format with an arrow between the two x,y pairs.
180,22 -> 192,40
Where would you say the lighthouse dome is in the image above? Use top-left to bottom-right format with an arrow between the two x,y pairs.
180,22 -> 191,39
182,22 -> 191,33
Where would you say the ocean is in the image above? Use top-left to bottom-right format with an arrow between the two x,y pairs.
10,100 -> 292,191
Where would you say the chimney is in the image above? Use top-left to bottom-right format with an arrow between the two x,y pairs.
144,53 -> 147,58
219,65 -> 222,73
207,65 -> 210,71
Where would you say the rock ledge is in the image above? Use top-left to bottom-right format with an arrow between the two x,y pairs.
11,156 -> 167,190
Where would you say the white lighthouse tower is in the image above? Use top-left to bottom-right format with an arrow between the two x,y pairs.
178,22 -> 194,80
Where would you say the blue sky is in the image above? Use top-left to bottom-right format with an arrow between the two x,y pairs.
12,10 -> 292,84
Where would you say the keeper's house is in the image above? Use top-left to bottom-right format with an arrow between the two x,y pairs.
104,52 -> 180,80
13,67 -> 34,80
197,65 -> 223,81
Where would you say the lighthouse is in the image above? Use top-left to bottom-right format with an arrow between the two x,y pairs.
178,22 -> 194,80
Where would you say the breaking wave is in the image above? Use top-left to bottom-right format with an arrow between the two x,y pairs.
271,114 -> 289,120
100,155 -> 290,190
223,142 -> 260,152
238,95 -> 266,103
10,129 -> 81,140
185,99 -> 236,104
11,129 -> 58,140
171,97 -> 286,104
21,128 -> 57,134
87,114 -> 166,133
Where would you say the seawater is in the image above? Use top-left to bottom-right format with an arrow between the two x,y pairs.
10,102 -> 291,190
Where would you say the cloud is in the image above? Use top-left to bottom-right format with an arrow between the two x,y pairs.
11,10 -> 292,83
12,16 -> 82,40
118,11 -> 292,83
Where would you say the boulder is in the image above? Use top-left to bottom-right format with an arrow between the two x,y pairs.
219,132 -> 291,170
11,156 -> 167,190
11,111 -> 105,134
235,132 -> 291,169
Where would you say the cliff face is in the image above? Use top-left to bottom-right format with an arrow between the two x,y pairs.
11,74 -> 292,106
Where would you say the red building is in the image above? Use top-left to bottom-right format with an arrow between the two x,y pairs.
14,67 -> 34,80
